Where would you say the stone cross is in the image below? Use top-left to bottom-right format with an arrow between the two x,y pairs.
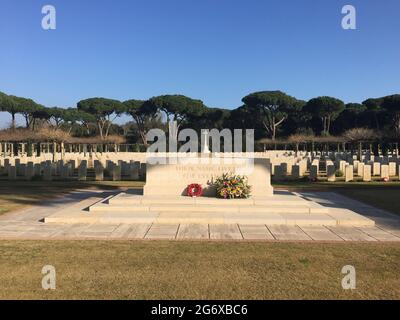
201,130 -> 211,154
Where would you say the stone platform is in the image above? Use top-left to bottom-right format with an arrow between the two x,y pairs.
45,191 -> 375,226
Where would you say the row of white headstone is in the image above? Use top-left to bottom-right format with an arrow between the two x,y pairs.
0,159 -> 146,181
273,156 -> 400,182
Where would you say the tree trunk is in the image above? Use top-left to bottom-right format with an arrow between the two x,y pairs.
140,131 -> 148,146
11,113 -> 16,129
98,122 -> 104,139
322,117 -> 327,135
25,115 -> 29,128
272,125 -> 276,141
105,122 -> 112,138
327,115 -> 331,135
84,123 -> 91,135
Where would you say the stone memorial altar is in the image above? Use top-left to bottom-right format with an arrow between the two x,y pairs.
45,153 -> 375,227
143,156 -> 273,197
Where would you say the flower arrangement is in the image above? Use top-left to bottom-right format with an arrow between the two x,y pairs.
213,173 -> 251,199
187,183 -> 203,197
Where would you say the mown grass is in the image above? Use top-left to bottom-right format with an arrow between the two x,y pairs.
0,241 -> 399,300
273,180 -> 400,216
340,189 -> 400,215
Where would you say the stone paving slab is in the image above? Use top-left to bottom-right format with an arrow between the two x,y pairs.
0,222 -> 399,242
280,213 -> 337,226
299,226 -> 344,241
108,223 -> 134,238
124,224 -> 152,239
326,226 -> 378,242
50,223 -> 94,238
145,223 -> 179,240
177,224 -> 209,240
239,225 -> 275,240
209,224 -> 243,240
357,226 -> 400,242
0,224 -> 35,232
379,226 -> 400,238
20,225 -> 65,238
267,225 -> 312,241
0,230 -> 34,238
84,223 -> 120,233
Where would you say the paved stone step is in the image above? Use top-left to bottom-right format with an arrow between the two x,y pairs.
109,193 -> 310,205
43,191 -> 376,228
90,203 -> 329,214
109,197 -> 309,206
326,209 -> 375,226
45,210 -> 373,226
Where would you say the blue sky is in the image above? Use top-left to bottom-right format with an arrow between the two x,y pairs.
0,0 -> 399,127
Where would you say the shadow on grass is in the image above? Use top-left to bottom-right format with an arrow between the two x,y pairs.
0,181 -> 145,212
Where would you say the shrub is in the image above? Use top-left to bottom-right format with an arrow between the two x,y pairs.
335,170 -> 344,177
342,128 -> 378,142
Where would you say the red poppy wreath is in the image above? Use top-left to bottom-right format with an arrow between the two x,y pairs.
187,183 -> 203,197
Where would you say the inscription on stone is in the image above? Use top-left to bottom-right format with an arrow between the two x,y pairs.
176,165 -> 236,180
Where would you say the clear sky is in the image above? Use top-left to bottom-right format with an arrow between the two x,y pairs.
0,0 -> 399,127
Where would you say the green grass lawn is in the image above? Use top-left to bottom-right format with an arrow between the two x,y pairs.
0,241 -> 399,300
338,189 -> 400,215
273,180 -> 400,216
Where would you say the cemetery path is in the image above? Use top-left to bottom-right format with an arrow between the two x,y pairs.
0,190 -> 399,242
